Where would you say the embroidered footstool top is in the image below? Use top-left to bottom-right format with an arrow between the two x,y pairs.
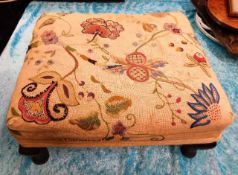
7,12 -> 235,147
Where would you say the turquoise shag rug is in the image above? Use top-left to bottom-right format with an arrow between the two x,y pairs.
0,0 -> 237,174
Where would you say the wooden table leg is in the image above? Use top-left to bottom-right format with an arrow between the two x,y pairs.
19,145 -> 49,165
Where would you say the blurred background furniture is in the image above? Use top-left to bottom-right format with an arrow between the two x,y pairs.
193,0 -> 238,56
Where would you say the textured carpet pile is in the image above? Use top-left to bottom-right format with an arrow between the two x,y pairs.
0,0 -> 237,174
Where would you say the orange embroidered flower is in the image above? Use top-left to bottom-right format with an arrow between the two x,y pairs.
81,18 -> 124,41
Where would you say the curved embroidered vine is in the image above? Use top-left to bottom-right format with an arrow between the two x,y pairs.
62,46 -> 79,79
42,15 -> 73,37
185,53 -> 211,78
95,99 -> 111,140
125,113 -> 136,129
155,76 -> 196,93
154,87 -> 187,125
135,30 -> 167,52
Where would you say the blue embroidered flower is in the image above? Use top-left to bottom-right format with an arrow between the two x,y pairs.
188,83 -> 221,128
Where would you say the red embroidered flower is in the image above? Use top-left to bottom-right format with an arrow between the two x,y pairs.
18,83 -> 56,124
172,28 -> 182,34
81,18 -> 124,41
163,23 -> 182,34
41,30 -> 58,45
112,121 -> 127,136
193,52 -> 207,63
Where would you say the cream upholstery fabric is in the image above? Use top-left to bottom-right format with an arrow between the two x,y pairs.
7,12 -> 235,147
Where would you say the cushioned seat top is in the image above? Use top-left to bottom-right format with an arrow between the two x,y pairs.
7,12 -> 235,147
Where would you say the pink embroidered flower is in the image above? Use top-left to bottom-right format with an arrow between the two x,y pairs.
112,121 -> 127,136
105,20 -> 124,39
163,23 -> 182,34
172,28 -> 182,34
41,30 -> 58,45
18,83 -> 56,124
193,52 -> 207,63
163,23 -> 176,30
81,18 -> 124,41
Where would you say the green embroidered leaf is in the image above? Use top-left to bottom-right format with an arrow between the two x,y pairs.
39,18 -> 55,29
11,107 -> 20,116
90,75 -> 100,83
105,96 -> 132,116
65,45 -> 76,52
101,84 -> 111,93
69,112 -> 101,130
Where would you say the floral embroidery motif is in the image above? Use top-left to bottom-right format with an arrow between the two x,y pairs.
13,13 -> 225,143
18,66 -> 79,124
193,52 -> 207,63
105,52 -> 168,82
18,82 -> 69,124
163,23 -> 182,34
81,18 -> 124,42
41,30 -> 58,45
112,121 -> 127,136
188,83 -> 221,128
185,53 -> 211,77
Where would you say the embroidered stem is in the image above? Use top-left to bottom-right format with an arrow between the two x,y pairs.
125,113 -> 136,129
182,34 -> 204,54
135,30 -> 166,52
73,72 -> 111,140
186,54 -> 211,78
156,77 -> 196,93
88,32 -> 98,43
62,47 -> 79,79
95,99 -> 111,140
46,15 -> 72,36
156,90 -> 186,123
168,13 -> 178,25
91,40 -> 125,64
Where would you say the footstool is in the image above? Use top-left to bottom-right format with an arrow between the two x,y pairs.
7,12 -> 235,164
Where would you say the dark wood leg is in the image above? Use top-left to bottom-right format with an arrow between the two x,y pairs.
180,142 -> 217,158
19,145 -> 49,165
